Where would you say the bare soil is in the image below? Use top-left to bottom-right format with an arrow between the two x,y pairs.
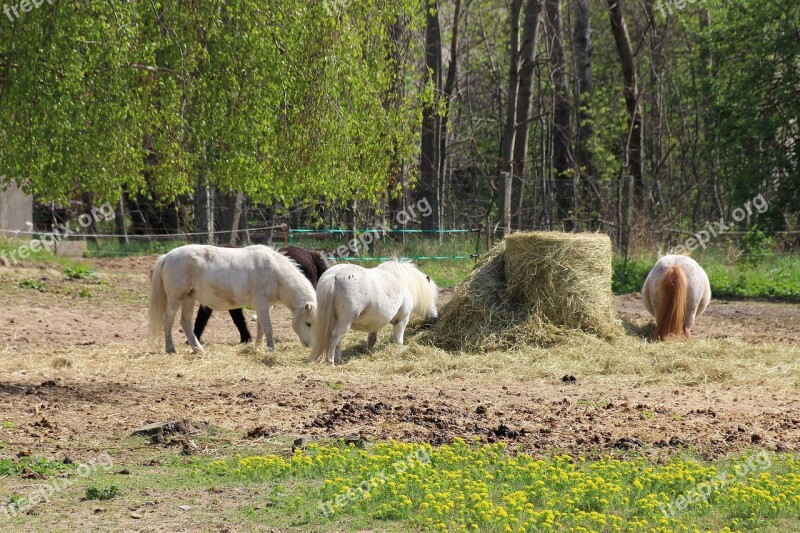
1,257 -> 800,462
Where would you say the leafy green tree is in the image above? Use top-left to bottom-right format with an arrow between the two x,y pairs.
0,0 -> 419,207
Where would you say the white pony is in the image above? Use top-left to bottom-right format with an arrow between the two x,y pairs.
149,244 -> 316,353
309,260 -> 439,364
642,254 -> 711,341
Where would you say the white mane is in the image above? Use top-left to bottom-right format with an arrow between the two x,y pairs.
377,260 -> 438,317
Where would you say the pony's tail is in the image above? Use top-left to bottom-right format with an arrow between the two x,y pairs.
308,275 -> 337,363
655,265 -> 687,341
148,254 -> 168,343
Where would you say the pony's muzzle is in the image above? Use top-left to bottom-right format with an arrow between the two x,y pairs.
423,314 -> 439,326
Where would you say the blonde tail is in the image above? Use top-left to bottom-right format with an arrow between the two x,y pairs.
655,265 -> 688,341
308,275 -> 337,363
148,255 -> 168,343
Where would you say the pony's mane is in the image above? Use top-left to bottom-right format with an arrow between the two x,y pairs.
377,260 -> 438,316
254,245 -> 315,300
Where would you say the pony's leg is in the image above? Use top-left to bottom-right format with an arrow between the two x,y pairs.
366,332 -> 378,350
392,314 -> 411,345
229,308 -> 252,343
334,342 -> 343,365
181,299 -> 204,353
193,305 -> 212,342
253,299 -> 275,350
163,300 -> 180,354
255,320 -> 264,344
327,322 -> 349,365
683,310 -> 698,338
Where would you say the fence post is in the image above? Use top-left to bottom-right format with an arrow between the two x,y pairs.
503,171 -> 512,235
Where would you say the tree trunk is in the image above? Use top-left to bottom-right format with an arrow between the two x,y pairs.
80,192 -> 98,246
194,180 -> 214,244
438,0 -> 463,238
573,0 -> 602,229
115,191 -> 129,245
346,198 -> 358,255
500,0 -> 525,235
228,191 -> 244,246
546,0 -> 575,231
644,0 -> 665,218
607,0 -> 644,222
387,19 -> 409,226
512,0 -> 543,230
419,0 -> 443,232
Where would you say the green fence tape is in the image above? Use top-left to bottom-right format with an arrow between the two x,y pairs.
328,255 -> 475,261
291,228 -> 474,234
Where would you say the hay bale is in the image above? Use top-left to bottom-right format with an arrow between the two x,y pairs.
425,232 -> 618,352
504,232 -> 615,335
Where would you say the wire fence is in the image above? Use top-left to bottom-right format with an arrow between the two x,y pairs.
10,179 -> 800,262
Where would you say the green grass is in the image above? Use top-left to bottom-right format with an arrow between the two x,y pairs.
189,440 -> 800,532
84,238 -> 188,258
0,238 -> 91,271
0,456 -> 71,477
84,484 -> 120,501
63,265 -> 97,280
18,278 -> 48,291
1,437 -> 799,531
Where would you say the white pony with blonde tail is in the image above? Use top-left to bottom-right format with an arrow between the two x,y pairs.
309,260 -> 439,365
642,254 -> 711,341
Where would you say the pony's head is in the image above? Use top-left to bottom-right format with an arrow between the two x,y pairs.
293,301 -> 316,347
421,273 -> 439,322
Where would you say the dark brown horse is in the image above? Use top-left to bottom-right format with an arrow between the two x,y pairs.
193,246 -> 331,343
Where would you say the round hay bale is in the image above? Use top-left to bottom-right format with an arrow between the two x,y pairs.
425,231 -> 618,352
504,231 -> 615,335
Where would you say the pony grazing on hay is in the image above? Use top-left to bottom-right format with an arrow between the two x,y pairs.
642,254 -> 711,341
149,244 -> 316,353
193,246 -> 330,344
309,260 -> 439,365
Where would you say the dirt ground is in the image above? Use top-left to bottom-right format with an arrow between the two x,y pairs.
1,257 -> 800,462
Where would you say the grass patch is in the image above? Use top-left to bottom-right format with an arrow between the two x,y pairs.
63,265 -> 97,280
84,484 -> 120,501
19,278 -> 48,291
84,239 -> 188,258
191,439 -> 800,532
0,456 -> 70,477
0,238 -> 90,270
